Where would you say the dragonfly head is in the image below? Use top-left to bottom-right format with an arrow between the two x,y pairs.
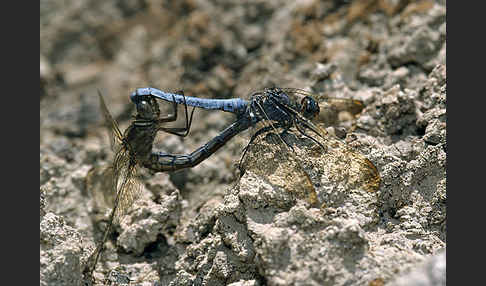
134,96 -> 160,121
300,96 -> 320,119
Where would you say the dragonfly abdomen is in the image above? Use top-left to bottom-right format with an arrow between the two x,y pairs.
132,87 -> 249,115
144,117 -> 252,172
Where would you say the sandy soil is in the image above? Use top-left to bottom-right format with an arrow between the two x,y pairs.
40,1 -> 446,285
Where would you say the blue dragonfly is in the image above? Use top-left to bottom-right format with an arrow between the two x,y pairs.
130,87 -> 380,194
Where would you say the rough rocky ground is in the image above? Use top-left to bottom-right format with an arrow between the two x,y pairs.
40,1 -> 446,285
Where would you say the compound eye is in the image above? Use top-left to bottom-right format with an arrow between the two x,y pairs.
136,99 -> 153,119
301,96 -> 320,119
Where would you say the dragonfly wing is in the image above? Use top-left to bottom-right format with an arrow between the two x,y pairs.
111,148 -> 143,222
284,88 -> 380,193
316,97 -> 364,128
83,153 -> 142,282
98,91 -> 124,151
318,97 -> 365,115
86,155 -> 144,220
242,128 -> 380,212
241,120 -> 319,207
86,165 -> 116,214
309,131 -> 381,193
290,105 -> 380,194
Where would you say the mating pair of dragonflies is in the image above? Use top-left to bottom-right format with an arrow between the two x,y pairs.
83,86 -> 381,280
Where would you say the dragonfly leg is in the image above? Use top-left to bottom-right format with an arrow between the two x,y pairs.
277,125 -> 295,153
294,120 -> 327,151
157,91 -> 196,137
157,93 -> 178,123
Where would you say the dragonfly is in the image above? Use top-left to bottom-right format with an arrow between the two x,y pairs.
83,90 -> 197,281
131,87 -> 381,204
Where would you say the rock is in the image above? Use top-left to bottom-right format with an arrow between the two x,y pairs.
117,190 -> 182,255
388,249 -> 446,286
40,213 -> 84,286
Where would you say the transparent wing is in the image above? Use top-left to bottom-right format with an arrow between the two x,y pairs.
111,147 -> 143,222
241,88 -> 380,210
84,97 -> 142,280
83,151 -> 142,281
281,88 -> 380,193
98,90 -> 124,152
86,165 -> 116,214
240,96 -> 319,207
317,97 -> 364,127
313,134 -> 381,193
241,124 -> 319,207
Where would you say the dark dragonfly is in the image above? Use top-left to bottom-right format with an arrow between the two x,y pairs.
131,87 -> 381,203
83,91 -> 196,281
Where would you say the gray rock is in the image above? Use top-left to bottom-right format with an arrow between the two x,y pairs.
388,249 -> 446,286
40,213 -> 84,286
